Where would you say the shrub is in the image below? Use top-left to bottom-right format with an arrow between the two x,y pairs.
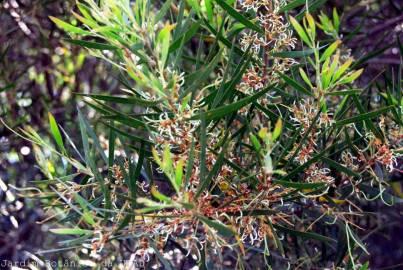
8,0 -> 402,269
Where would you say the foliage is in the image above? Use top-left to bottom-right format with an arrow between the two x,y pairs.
3,0 -> 402,269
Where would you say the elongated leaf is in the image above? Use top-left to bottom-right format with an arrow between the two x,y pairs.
198,215 -> 235,237
169,22 -> 200,52
320,40 -> 341,62
0,83 -> 15,93
154,0 -> 174,24
182,49 -> 223,98
49,16 -> 91,35
77,108 -> 108,164
48,112 -> 66,154
278,73 -> 313,96
103,115 -> 147,129
77,109 -> 110,208
279,0 -> 306,12
196,142 -> 227,198
77,93 -> 160,107
299,68 -> 313,88
274,224 -> 336,244
273,180 -> 326,190
272,48 -> 316,58
103,122 -> 153,145
267,219 -> 284,256
335,105 -> 395,127
49,228 -> 92,235
216,0 -> 263,33
351,45 -> 391,69
190,84 -> 274,121
339,69 -> 364,84
213,47 -> 252,107
184,139 -> 196,188
64,38 -> 117,50
205,0 -> 214,22
157,23 -> 174,69
332,59 -> 352,83
289,16 -> 312,47
295,0 -> 329,20
323,157 -> 359,177
73,193 -> 96,225
326,89 -> 361,96
281,145 -> 330,182
149,240 -> 173,270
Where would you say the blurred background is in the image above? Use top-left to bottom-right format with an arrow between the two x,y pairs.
0,0 -> 402,269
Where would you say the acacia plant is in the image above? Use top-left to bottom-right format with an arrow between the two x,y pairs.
10,0 -> 402,269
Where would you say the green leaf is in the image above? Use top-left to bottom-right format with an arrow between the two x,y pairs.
267,218 -> 285,256
0,83 -> 15,93
196,142 -> 227,198
77,108 -> 110,208
215,0 -> 263,33
333,8 -> 340,31
184,139 -> 196,188
289,16 -> 312,47
76,93 -> 160,107
186,0 -> 201,13
49,16 -> 91,35
274,224 -> 336,244
306,13 -> 316,41
339,69 -> 364,84
64,38 -> 117,50
132,143 -> 145,197
325,89 -> 361,96
77,107 -> 90,166
360,262 -> 369,270
48,112 -> 66,154
103,114 -> 147,129
149,240 -> 173,270
299,68 -> 314,88
175,159 -> 184,190
157,24 -> 174,69
346,223 -> 369,255
49,228 -> 92,235
272,118 -> 283,141
351,45 -> 391,69
271,48 -> 316,58
320,40 -> 341,62
73,193 -> 96,226
199,113 -> 207,190
278,72 -> 313,96
212,45 -> 252,107
205,0 -> 214,22
250,133 -> 262,152
281,139 -> 330,182
103,122 -> 153,145
190,84 -> 274,121
77,108 -> 108,164
154,0 -> 174,25
151,186 -> 172,203
350,95 -> 383,139
295,0 -> 329,21
273,180 -> 326,190
279,0 -> 306,13
323,157 -> 360,178
182,49 -> 223,98
169,22 -> 200,52
334,105 -> 395,127
198,215 -> 235,237
108,123 -> 116,168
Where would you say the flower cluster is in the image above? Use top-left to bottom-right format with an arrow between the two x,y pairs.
238,0 -> 297,93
